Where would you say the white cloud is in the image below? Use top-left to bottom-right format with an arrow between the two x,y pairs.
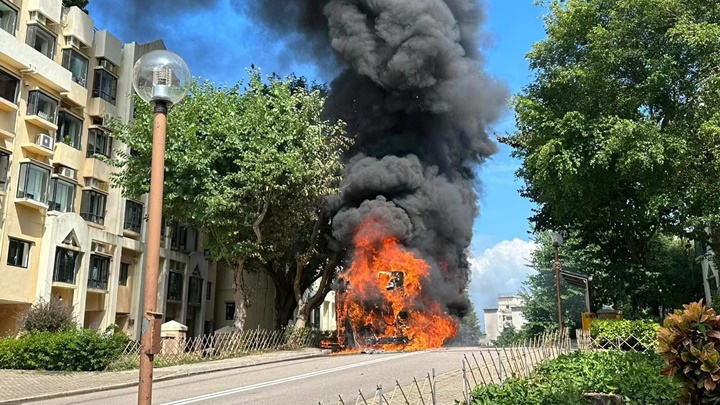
468,239 -> 538,326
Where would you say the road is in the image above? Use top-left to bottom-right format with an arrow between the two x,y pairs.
31,347 -> 485,405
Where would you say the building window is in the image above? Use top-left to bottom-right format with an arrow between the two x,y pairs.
88,254 -> 110,290
92,69 -> 117,105
206,282 -> 212,301
27,90 -> 58,124
0,2 -> 17,35
123,200 -> 143,233
167,269 -> 183,302
188,277 -> 202,304
7,238 -> 29,268
17,162 -> 50,204
225,302 -> 235,321
87,128 -> 111,158
26,24 -> 55,59
57,112 -> 83,149
62,49 -> 89,87
80,190 -> 106,224
171,225 -> 198,252
119,263 -> 129,286
48,178 -> 75,212
0,150 -> 9,192
0,69 -> 19,104
53,247 -> 78,284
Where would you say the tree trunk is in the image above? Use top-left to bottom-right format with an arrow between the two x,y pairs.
295,301 -> 309,329
232,260 -> 248,331
275,287 -> 297,329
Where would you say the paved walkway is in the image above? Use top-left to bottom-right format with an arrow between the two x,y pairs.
0,348 -> 326,404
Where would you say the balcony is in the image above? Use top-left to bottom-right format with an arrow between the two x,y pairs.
87,96 -> 116,119
61,81 -> 87,108
24,114 -> 58,131
81,157 -> 111,183
0,29 -> 71,93
0,97 -> 17,112
93,31 -> 122,66
21,140 -> 54,158
53,142 -> 82,169
27,0 -> 62,25
61,6 -> 94,47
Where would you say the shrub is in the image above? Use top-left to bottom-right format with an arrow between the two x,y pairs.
18,297 -> 76,334
0,327 -> 130,371
590,319 -> 660,351
469,350 -> 680,405
657,300 -> 720,404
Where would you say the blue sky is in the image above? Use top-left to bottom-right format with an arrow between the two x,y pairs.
88,1 -> 549,315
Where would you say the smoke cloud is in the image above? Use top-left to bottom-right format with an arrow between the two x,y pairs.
243,0 -> 508,319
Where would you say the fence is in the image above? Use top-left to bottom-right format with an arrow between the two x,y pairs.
324,330 -> 572,405
111,327 -> 328,369
575,329 -> 657,353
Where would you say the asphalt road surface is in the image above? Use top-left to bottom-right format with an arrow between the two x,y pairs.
31,347 -> 480,405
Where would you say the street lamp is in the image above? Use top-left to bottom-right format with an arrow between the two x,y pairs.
550,231 -> 564,347
133,50 -> 190,405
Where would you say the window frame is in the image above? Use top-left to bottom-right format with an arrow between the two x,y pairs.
188,276 -> 202,305
80,189 -> 106,225
206,282 -> 212,301
26,90 -> 58,124
0,150 -> 10,192
86,128 -> 112,158
57,111 -> 83,150
7,237 -> 29,268
26,23 -> 56,59
48,177 -> 76,213
92,68 -> 117,105
225,302 -> 235,321
119,263 -> 129,286
123,200 -> 143,234
0,68 -> 19,104
53,247 -> 78,284
62,48 -> 89,87
16,162 -> 50,204
0,1 -> 18,35
88,254 -> 110,290
167,270 -> 184,302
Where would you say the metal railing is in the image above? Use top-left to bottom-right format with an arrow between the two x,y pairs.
323,330 -> 572,405
576,329 -> 657,353
110,327 -> 329,370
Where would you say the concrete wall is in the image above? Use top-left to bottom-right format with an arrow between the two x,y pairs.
213,263 -> 276,331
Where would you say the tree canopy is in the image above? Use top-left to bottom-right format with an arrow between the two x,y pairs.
502,0 -> 720,268
110,71 -> 348,329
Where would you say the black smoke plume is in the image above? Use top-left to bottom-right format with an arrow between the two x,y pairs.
243,0 -> 508,319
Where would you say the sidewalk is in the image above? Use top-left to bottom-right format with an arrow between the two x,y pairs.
0,348 -> 327,404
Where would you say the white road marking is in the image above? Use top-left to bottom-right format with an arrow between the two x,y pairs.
159,351 -> 423,405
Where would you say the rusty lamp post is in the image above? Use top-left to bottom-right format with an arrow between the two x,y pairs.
132,50 -> 190,405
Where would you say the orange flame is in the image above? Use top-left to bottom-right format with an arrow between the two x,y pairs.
337,218 -> 458,351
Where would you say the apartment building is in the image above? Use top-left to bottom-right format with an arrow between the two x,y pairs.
0,0 -> 215,339
483,294 -> 526,342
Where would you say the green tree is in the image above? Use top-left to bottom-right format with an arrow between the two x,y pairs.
493,326 -> 526,346
502,0 -> 720,294
110,71 -> 348,330
451,300 -> 483,345
63,0 -> 89,13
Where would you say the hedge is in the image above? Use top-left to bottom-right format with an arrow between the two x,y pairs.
0,329 -> 130,371
469,350 -> 680,404
589,319 -> 660,351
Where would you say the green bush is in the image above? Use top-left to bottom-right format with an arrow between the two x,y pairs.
590,319 -> 660,351
0,328 -> 130,371
18,297 -> 76,334
657,300 -> 720,405
469,350 -> 680,405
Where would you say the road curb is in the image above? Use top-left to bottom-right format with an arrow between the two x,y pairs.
0,350 -> 330,405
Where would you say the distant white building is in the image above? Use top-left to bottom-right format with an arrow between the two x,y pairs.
483,295 -> 526,342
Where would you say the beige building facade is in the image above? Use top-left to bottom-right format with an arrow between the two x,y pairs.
0,0 -> 215,338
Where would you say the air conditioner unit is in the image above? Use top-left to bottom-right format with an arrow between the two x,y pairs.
99,59 -> 115,71
36,134 -> 54,151
30,11 -> 47,26
86,178 -> 100,189
65,36 -> 80,48
58,167 -> 76,179
91,242 -> 106,253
